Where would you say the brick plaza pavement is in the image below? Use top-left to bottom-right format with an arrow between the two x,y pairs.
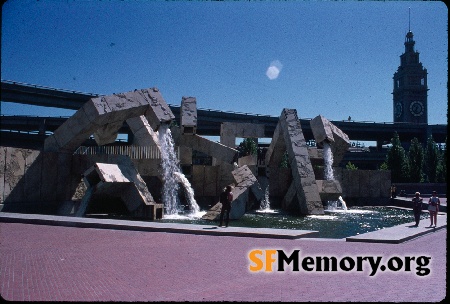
0,221 -> 447,302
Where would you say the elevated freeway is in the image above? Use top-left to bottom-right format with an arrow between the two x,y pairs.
1,80 -> 447,149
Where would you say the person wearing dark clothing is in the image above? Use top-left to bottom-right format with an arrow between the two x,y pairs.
390,184 -> 397,198
219,186 -> 233,227
411,192 -> 423,227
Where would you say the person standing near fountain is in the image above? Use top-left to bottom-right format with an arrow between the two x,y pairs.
219,186 -> 234,227
427,191 -> 440,227
411,192 -> 423,227
390,184 -> 397,198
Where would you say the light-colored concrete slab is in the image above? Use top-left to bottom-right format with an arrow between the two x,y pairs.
0,212 -> 318,239
346,213 -> 447,243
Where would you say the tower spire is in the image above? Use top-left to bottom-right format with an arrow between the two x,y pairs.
409,7 -> 411,32
405,7 -> 415,52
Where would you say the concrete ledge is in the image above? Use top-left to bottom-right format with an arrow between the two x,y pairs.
346,213 -> 447,244
0,212 -> 318,240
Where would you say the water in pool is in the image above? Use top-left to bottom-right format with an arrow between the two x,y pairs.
159,206 -> 429,239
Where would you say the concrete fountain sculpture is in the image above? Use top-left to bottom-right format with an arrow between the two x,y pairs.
4,83 -> 350,221
202,108 -> 351,220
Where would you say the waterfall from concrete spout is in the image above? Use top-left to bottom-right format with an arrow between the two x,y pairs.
257,176 -> 277,213
260,185 -> 271,210
323,142 -> 334,180
174,172 -> 199,213
158,124 -> 199,215
338,196 -> 348,211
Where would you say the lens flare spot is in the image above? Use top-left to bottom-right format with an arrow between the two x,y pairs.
266,60 -> 283,80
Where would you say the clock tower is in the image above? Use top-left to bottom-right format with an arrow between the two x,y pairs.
392,29 -> 428,124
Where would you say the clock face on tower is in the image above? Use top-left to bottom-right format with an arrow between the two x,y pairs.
394,102 -> 403,118
409,101 -> 424,117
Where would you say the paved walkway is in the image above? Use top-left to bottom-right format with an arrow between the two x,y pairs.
392,196 -> 447,212
0,212 -> 447,302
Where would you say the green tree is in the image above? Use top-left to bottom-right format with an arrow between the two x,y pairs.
379,162 -> 389,170
346,161 -> 358,170
435,138 -> 447,182
237,138 -> 257,156
408,137 -> 424,182
442,137 -> 447,181
423,136 -> 439,182
385,132 -> 409,183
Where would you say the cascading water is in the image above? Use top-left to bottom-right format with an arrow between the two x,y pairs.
174,172 -> 199,213
323,141 -> 348,212
338,195 -> 348,211
324,195 -> 355,213
323,142 -> 334,180
257,176 -> 277,213
260,185 -> 271,210
158,124 -> 200,215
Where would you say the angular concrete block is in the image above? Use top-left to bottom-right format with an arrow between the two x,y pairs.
126,115 -> 161,148
316,179 -> 343,201
82,96 -> 114,125
49,108 -> 96,152
310,115 -> 350,166
81,161 -> 157,213
142,88 -> 175,131
220,123 -> 236,147
232,165 -> 264,201
299,184 -> 325,215
93,120 -> 123,146
43,134 -> 61,152
310,115 -> 334,143
104,92 -> 149,118
237,154 -> 256,166
45,87 -> 174,153
121,186 -> 147,211
220,122 -> 265,148
181,96 -> 197,135
265,121 -> 286,167
89,163 -> 132,184
181,134 -> 238,164
201,202 -> 222,220
267,167 -> 290,197
229,185 -> 248,219
279,109 -> 323,214
201,183 -> 249,221
83,92 -> 148,126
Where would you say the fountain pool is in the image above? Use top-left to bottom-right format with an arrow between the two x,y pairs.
157,206 -> 430,239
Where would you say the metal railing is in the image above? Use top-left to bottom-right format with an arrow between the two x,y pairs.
74,145 -> 162,159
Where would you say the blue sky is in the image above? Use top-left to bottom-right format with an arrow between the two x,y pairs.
1,0 -> 448,126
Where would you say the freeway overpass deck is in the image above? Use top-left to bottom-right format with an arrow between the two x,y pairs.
1,80 -> 447,146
